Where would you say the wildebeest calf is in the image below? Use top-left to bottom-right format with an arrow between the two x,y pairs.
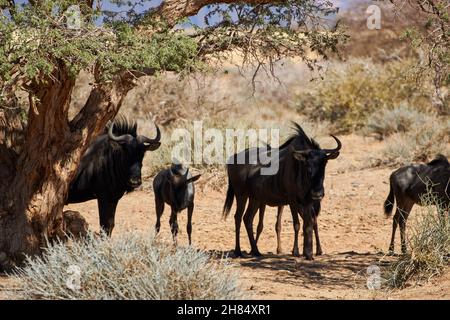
153,163 -> 201,245
384,154 -> 450,253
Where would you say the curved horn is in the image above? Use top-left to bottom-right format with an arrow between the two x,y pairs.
322,135 -> 342,154
108,122 -> 133,143
182,167 -> 189,179
137,124 -> 161,145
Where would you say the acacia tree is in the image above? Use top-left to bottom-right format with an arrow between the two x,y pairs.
0,0 -> 345,269
391,0 -> 449,112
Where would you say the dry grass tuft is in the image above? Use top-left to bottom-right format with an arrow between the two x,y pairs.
14,232 -> 244,300
386,188 -> 450,289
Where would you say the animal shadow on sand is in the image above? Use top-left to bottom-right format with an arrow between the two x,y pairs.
208,250 -> 391,290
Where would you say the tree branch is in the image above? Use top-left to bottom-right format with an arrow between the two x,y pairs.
153,0 -> 284,27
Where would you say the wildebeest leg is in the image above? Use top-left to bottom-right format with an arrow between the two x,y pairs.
187,203 -> 194,246
243,199 -> 261,256
288,203 -> 301,257
313,216 -> 323,256
255,205 -> 265,244
301,205 -> 314,260
98,199 -> 118,236
234,196 -> 247,257
275,206 -> 284,254
155,196 -> 165,234
398,200 -> 413,254
388,210 -> 400,254
169,208 -> 179,245
312,202 -> 322,255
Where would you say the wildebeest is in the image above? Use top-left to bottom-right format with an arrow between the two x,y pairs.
255,201 -> 323,255
153,162 -> 201,245
67,117 -> 161,236
223,123 -> 341,260
384,154 -> 450,253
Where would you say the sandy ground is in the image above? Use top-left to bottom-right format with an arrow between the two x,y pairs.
1,135 -> 449,299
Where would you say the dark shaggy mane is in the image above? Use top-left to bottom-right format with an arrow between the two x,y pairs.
428,154 -> 449,166
278,122 -> 320,150
105,115 -> 137,137
73,116 -> 138,191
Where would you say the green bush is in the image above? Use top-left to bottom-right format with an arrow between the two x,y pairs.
14,233 -> 244,300
295,59 -> 433,132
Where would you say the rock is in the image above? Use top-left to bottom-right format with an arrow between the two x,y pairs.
62,210 -> 89,240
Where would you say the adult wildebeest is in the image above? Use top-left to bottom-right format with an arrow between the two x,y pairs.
153,162 -> 201,245
384,154 -> 450,254
255,201 -> 323,255
223,123 -> 341,260
66,117 -> 161,236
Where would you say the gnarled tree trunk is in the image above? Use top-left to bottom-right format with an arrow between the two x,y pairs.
0,62 -> 135,270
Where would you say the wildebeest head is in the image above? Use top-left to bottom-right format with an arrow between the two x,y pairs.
289,127 -> 342,201
107,119 -> 161,189
166,163 -> 201,210
168,163 -> 201,187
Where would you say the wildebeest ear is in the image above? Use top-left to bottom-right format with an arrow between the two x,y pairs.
327,151 -> 340,160
292,150 -> 310,161
186,174 -> 201,184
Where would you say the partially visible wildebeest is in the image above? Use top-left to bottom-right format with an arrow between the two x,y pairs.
153,162 -> 201,245
223,123 -> 341,260
384,154 -> 450,253
255,201 -> 323,255
66,117 -> 161,236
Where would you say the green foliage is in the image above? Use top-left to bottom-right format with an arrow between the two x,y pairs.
0,0 -> 347,108
0,0 -> 199,89
14,232 -> 244,300
98,24 -> 198,81
195,1 -> 347,70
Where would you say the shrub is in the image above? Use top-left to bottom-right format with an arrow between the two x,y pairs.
380,119 -> 450,166
386,188 -> 450,289
14,233 -> 244,300
364,104 -> 433,140
295,59 -> 434,132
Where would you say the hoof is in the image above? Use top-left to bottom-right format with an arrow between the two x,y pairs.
316,251 -> 323,256
303,253 -> 314,261
292,250 -> 301,257
233,250 -> 243,258
250,250 -> 262,257
276,249 -> 284,255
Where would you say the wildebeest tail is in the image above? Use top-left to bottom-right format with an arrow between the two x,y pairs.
384,178 -> 395,217
223,177 -> 234,219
